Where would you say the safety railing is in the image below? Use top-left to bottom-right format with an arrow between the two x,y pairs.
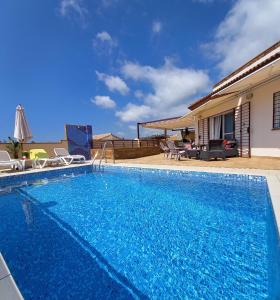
92,142 -> 107,172
92,139 -> 160,149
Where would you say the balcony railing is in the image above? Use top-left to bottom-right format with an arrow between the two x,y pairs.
92,139 -> 160,149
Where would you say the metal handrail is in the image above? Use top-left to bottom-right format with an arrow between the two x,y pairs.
92,139 -> 160,149
98,142 -> 107,169
92,142 -> 107,172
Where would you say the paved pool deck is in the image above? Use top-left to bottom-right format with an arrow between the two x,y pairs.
116,154 -> 280,170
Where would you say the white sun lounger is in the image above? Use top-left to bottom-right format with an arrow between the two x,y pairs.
54,148 -> 86,165
0,150 -> 23,171
34,157 -> 62,169
29,149 -> 62,169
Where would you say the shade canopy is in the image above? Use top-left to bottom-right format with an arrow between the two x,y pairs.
140,114 -> 195,130
139,91 -> 240,131
14,105 -> 32,142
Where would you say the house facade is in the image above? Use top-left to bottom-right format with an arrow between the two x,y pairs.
140,41 -> 280,158
190,42 -> 280,158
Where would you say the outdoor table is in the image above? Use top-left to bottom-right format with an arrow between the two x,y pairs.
19,159 -> 34,170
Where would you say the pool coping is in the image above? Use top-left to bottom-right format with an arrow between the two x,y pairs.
0,253 -> 24,300
0,162 -> 91,178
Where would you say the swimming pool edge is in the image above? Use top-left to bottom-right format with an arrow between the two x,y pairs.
1,161 -> 280,233
0,253 -> 24,300
0,162 -> 280,298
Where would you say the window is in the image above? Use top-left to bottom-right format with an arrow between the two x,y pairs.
224,112 -> 234,140
209,111 -> 234,140
273,91 -> 280,129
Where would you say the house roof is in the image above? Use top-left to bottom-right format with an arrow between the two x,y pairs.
188,92 -> 237,111
92,133 -> 121,140
213,41 -> 280,89
188,40 -> 280,111
138,41 -> 280,129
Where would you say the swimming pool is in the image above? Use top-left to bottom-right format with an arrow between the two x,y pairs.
0,166 -> 279,299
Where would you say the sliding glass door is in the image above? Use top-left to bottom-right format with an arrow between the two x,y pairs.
209,111 -> 234,140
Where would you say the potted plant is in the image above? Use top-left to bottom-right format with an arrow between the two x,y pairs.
6,137 -> 22,159
21,151 -> 30,159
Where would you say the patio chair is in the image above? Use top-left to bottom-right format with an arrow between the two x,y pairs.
200,139 -> 226,161
0,150 -> 23,171
54,147 -> 86,165
29,149 -> 62,169
159,142 -> 170,158
166,141 -> 186,160
224,140 -> 239,157
184,143 -> 199,159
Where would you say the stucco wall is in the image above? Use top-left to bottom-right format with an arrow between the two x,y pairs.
250,78 -> 280,157
193,77 -> 280,157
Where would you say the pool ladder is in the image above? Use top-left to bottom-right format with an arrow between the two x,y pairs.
92,142 -> 107,172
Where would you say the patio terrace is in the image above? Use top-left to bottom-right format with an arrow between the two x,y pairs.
116,154 -> 280,170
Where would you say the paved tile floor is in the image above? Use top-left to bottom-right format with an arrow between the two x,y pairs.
116,154 -> 280,170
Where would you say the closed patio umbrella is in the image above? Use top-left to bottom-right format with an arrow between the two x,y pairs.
14,104 -> 32,142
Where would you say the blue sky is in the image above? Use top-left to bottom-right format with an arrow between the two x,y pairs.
1,0 -> 280,141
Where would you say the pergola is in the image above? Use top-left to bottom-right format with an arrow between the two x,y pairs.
137,113 -> 195,139
136,92 -> 239,139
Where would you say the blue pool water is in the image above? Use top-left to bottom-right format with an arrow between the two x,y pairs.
0,167 -> 279,299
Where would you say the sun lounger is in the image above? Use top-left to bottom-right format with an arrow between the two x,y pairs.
0,150 -> 23,171
166,141 -> 186,160
200,140 -> 226,161
29,149 -> 62,169
159,142 -> 170,158
54,148 -> 86,164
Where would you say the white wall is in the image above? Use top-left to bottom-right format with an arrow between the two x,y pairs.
250,78 -> 280,157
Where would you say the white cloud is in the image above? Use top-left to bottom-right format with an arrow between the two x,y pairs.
134,90 -> 144,99
96,31 -> 117,47
122,58 -> 210,108
59,0 -> 87,18
211,0 -> 280,74
96,71 -> 129,95
116,58 -> 210,122
116,103 -> 153,122
93,31 -> 118,54
92,96 -> 116,109
152,21 -> 162,34
96,31 -> 113,43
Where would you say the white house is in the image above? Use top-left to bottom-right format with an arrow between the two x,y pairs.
139,41 -> 280,158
